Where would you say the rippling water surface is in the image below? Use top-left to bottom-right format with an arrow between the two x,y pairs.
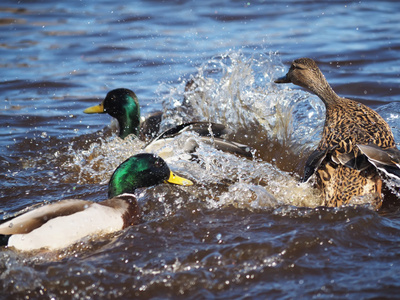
1,0 -> 400,298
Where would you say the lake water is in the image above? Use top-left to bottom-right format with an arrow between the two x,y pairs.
1,0 -> 400,298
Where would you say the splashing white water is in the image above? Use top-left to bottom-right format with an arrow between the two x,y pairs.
62,50 -> 330,210
160,50 -> 325,151
62,134 -> 144,185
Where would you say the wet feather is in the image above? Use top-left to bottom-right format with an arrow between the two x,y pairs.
275,58 -> 399,208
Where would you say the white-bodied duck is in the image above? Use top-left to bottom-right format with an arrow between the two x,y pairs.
0,153 -> 193,251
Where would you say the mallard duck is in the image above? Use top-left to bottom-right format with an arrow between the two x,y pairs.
83,88 -> 253,158
84,88 -> 156,140
0,153 -> 193,251
275,57 -> 400,209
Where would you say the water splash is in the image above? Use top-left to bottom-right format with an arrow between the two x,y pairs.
376,101 -> 400,143
58,50 -> 326,210
160,50 -> 325,153
382,175 -> 400,200
61,134 -> 144,185
218,182 -> 279,209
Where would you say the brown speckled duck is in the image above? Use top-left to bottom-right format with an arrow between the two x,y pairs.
275,57 -> 400,209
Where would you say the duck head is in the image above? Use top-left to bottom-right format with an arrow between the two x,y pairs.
84,88 -> 141,139
274,58 -> 334,101
108,153 -> 193,198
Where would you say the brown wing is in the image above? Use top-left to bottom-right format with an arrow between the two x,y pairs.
318,99 -> 395,172
358,144 -> 400,179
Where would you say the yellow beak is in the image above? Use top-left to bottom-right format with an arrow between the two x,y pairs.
165,171 -> 193,186
83,102 -> 105,114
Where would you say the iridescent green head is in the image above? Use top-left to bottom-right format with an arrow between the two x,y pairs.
108,153 -> 193,198
84,88 -> 141,139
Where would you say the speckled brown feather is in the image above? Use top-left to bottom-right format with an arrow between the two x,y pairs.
318,98 -> 395,153
275,57 -> 396,209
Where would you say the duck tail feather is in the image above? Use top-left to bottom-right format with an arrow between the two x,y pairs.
200,137 -> 253,158
357,144 -> 400,180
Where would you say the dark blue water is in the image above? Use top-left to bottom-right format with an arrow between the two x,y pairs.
1,1 -> 400,298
